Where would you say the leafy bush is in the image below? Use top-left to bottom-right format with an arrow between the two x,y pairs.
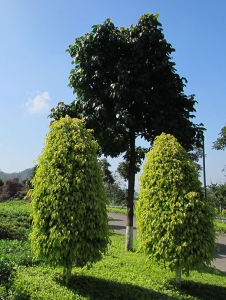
215,221 -> 226,233
0,285 -> 8,299
0,200 -> 32,240
0,239 -> 36,285
29,116 -> 110,282
136,133 -> 216,285
221,209 -> 226,216
11,266 -> 81,300
207,183 -> 226,214
0,259 -> 13,284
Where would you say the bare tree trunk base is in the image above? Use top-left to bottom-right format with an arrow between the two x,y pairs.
125,226 -> 133,251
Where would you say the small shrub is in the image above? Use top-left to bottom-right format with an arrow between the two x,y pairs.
215,221 -> 226,233
0,200 -> 32,240
221,209 -> 226,216
0,284 -> 8,299
11,266 -> 80,300
0,259 -> 14,284
0,240 -> 37,284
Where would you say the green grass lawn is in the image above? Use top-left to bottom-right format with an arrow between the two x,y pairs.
1,234 -> 225,300
215,220 -> 226,233
0,201 -> 226,299
107,206 -> 127,214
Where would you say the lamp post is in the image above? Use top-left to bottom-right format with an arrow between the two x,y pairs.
202,134 -> 207,201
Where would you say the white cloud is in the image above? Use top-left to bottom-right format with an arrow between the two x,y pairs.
23,91 -> 50,114
0,143 -> 3,148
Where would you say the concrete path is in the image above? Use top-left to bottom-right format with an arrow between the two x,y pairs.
108,212 -> 226,273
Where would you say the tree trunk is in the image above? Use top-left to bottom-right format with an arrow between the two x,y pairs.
64,264 -> 72,285
126,131 -> 136,251
175,266 -> 182,288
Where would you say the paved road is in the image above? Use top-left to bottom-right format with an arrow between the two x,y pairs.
108,212 -> 226,273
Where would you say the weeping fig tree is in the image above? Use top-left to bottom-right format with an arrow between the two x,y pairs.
136,133 -> 216,287
29,116 -> 110,283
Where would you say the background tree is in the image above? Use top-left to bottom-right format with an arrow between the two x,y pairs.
187,146 -> 203,174
117,146 -> 146,181
0,178 -> 4,187
106,171 -> 128,205
207,183 -> 226,214
98,158 -> 127,205
29,116 -> 110,283
213,124 -> 226,150
50,13 -> 204,250
213,124 -> 226,174
0,178 -> 25,202
98,158 -> 115,185
136,133 -> 216,287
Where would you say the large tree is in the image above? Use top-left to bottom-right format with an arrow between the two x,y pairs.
50,13 -> 204,250
136,133 -> 216,287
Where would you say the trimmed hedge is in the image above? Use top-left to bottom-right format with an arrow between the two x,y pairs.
0,200 -> 32,241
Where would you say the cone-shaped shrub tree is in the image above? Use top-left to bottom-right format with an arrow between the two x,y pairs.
136,133 -> 216,286
29,116 -> 110,282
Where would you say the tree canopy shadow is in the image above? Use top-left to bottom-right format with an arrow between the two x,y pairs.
54,266 -> 226,300
181,280 -> 226,300
196,264 -> 226,277
61,274 -> 178,300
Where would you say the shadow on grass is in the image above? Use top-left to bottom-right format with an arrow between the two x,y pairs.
181,280 -> 226,300
197,265 -> 226,277
54,265 -> 226,300
61,274 -> 178,300
164,266 -> 226,300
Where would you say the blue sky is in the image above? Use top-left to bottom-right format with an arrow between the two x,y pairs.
0,0 -> 225,189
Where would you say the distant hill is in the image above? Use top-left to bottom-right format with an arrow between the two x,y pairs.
0,168 -> 33,181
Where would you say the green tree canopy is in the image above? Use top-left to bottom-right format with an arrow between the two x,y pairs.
29,116 -> 110,283
98,158 -> 115,185
213,123 -> 226,175
213,124 -> 226,150
136,133 -> 216,286
50,13 -> 204,250
207,183 -> 226,213
117,146 -> 147,181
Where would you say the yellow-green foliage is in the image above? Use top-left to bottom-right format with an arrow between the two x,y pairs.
29,116 -> 110,272
136,133 -> 216,274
